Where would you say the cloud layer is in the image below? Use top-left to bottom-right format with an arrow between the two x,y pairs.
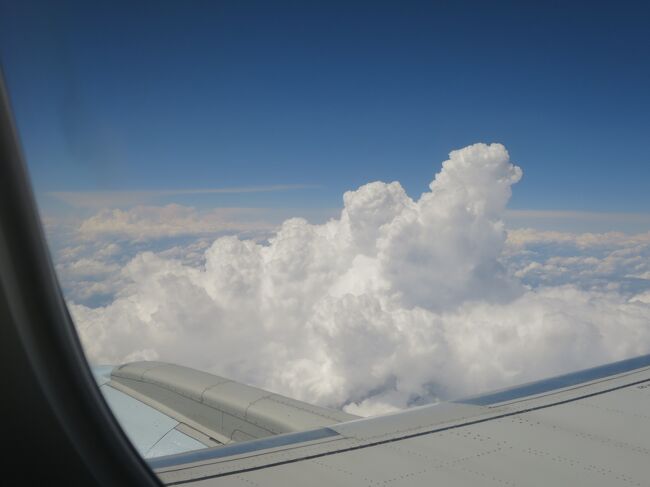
49,184 -> 317,209
68,143 -> 650,415
77,204 -> 275,241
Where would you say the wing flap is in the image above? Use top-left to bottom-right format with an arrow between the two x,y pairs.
109,361 -> 358,448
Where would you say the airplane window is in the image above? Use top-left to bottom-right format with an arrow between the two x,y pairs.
1,1 -> 650,485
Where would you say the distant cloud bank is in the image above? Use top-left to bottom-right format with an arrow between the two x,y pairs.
48,184 -> 318,209
77,205 -> 276,241
57,143 -> 650,416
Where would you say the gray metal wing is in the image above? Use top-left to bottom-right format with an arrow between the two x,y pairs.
139,353 -> 650,486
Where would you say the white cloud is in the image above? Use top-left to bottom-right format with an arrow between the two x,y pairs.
631,291 -> 650,304
56,257 -> 121,279
67,143 -> 650,416
49,205 -> 297,305
503,228 -> 650,296
506,228 -> 650,249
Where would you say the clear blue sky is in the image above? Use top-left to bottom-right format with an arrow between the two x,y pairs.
1,0 -> 649,212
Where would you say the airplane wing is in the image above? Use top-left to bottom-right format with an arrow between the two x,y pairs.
98,354 -> 650,486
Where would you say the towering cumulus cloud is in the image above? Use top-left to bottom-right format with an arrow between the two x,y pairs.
71,143 -> 650,415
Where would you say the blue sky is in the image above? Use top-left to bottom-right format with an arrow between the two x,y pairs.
4,1 -> 650,412
1,0 -> 649,216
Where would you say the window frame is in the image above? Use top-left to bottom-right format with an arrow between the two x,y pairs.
0,71 -> 161,486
